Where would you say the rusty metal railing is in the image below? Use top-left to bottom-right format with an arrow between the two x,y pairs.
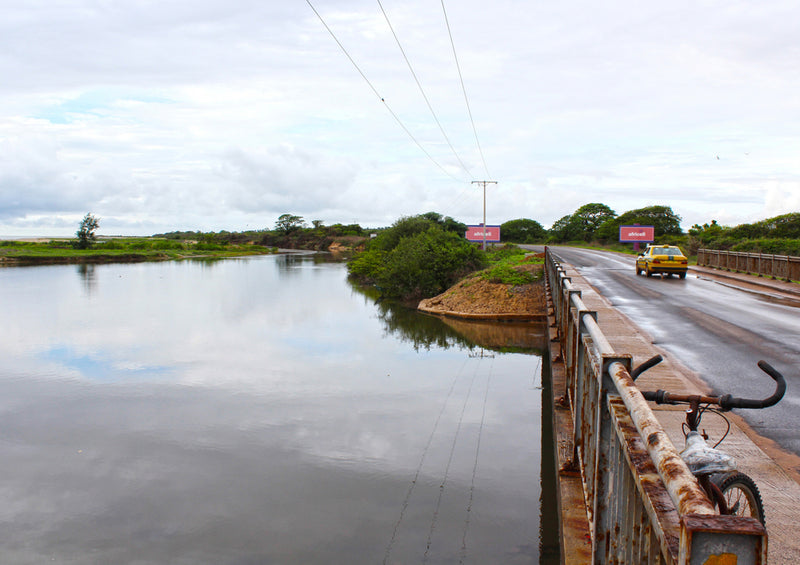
698,248 -> 800,282
545,247 -> 768,564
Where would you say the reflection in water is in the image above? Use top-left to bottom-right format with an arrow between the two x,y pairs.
275,251 -> 337,276
77,263 -> 97,294
539,352 -> 561,563
356,285 -> 547,354
184,257 -> 225,267
0,254 -> 553,564
372,297 -> 476,351
437,316 -> 547,353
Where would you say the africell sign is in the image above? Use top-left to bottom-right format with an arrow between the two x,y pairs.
619,225 -> 654,242
465,225 -> 501,243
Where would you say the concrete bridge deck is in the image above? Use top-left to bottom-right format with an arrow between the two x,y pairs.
548,261 -> 800,564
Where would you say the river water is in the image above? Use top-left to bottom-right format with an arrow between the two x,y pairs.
0,254 -> 557,564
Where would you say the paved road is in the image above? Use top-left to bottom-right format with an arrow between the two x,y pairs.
545,246 -> 800,458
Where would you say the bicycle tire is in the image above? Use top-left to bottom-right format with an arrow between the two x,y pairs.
712,472 -> 765,525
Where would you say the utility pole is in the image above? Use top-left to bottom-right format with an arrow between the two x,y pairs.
471,180 -> 497,250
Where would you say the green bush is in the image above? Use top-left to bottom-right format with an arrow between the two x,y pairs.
368,215 -> 437,252
348,249 -> 388,281
348,217 -> 484,300
377,228 -> 484,299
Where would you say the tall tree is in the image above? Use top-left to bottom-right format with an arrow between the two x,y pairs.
595,205 -> 683,241
572,203 -> 617,241
275,214 -> 306,235
74,213 -> 99,249
548,214 -> 582,242
500,218 -> 547,243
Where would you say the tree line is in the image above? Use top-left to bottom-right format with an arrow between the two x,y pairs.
499,203 -> 799,257
87,203 -> 800,259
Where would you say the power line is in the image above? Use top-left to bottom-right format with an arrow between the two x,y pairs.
377,0 -> 474,180
305,0 -> 465,183
440,0 -> 491,179
382,358 -> 469,565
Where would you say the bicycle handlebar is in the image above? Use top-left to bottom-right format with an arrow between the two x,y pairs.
718,360 -> 787,409
631,354 -> 663,380
638,359 -> 787,410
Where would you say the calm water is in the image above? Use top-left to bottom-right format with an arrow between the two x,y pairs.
0,254 -> 556,564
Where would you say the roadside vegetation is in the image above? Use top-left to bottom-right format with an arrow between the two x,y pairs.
538,204 -> 800,258
479,249 -> 543,286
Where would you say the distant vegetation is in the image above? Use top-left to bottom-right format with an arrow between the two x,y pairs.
155,217 -> 369,251
0,237 -> 276,264
3,206 -> 797,269
542,204 -> 800,257
494,203 -> 799,258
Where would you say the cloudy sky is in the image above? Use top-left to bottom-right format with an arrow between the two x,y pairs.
1,0 -> 798,236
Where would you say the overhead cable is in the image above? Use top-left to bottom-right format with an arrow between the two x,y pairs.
440,0 -> 491,179
305,0 -> 466,183
377,0 -> 474,179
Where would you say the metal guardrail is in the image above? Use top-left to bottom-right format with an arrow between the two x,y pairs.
698,248 -> 800,282
545,247 -> 768,564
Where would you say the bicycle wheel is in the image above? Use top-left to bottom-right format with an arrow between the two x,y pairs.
712,472 -> 765,525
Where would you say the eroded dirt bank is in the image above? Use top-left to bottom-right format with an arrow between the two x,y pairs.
418,263 -> 547,321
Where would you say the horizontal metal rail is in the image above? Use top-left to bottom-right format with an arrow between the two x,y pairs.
698,248 -> 800,282
545,247 -> 767,564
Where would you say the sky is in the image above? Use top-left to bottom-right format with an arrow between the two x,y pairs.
1,0 -> 799,237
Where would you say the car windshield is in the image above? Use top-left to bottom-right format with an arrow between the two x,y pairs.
656,247 -> 681,256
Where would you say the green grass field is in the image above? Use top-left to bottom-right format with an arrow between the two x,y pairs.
0,238 -> 277,264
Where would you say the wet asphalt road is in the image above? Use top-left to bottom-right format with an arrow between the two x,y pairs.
544,246 -> 800,458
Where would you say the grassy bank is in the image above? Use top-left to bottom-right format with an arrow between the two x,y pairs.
0,238 -> 278,265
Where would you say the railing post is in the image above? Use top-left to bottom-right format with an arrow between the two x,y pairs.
679,515 -> 767,564
592,355 -> 632,562
790,256 -> 800,282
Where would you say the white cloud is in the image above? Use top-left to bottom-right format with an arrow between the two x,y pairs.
0,0 -> 798,235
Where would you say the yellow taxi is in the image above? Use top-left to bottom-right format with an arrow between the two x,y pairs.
635,245 -> 688,278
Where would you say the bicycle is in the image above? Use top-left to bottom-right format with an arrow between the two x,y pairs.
631,355 -> 787,525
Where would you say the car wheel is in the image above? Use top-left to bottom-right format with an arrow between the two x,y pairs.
645,265 -> 653,277
679,272 -> 686,279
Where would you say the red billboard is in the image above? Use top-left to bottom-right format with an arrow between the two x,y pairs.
465,225 -> 501,243
619,225 -> 655,242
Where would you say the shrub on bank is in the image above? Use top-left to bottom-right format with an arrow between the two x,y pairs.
348,216 -> 484,301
